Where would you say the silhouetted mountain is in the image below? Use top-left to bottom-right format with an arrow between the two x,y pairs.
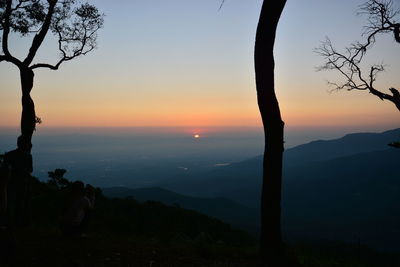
159,156 -> 263,208
284,128 -> 400,166
160,129 -> 400,205
154,129 -> 400,250
102,187 -> 258,232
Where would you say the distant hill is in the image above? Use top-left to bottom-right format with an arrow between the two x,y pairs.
284,128 -> 400,166
283,148 -> 400,250
151,128 -> 400,250
102,186 -> 258,233
160,129 -> 400,204
100,129 -> 400,250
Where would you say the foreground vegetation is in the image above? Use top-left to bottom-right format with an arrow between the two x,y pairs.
1,175 -> 399,266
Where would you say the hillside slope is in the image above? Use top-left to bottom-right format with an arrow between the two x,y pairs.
102,186 -> 258,230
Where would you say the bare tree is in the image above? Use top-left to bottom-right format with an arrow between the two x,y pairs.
316,0 -> 400,111
0,0 -> 104,160
255,0 -> 287,265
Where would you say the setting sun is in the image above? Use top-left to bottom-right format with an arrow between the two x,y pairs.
194,134 -> 200,139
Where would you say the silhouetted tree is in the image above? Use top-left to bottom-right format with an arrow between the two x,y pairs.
48,168 -> 69,188
316,0 -> 400,111
255,0 -> 287,265
0,0 -> 104,161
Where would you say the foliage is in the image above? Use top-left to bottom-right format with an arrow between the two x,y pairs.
47,168 -> 69,188
0,0 -> 104,70
4,171 -> 399,266
29,173 -> 256,247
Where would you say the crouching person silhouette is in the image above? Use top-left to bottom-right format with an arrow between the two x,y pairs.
60,181 -> 95,237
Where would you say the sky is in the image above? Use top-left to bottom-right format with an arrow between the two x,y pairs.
0,0 -> 399,134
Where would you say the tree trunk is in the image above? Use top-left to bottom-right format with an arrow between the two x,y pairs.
19,67 -> 36,153
254,0 -> 287,265
4,67 -> 35,227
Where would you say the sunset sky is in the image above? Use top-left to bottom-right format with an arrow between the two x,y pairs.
0,0 -> 399,132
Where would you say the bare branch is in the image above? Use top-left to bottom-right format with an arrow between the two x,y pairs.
316,0 -> 400,111
316,38 -> 369,91
218,0 -> 226,11
360,0 -> 400,43
30,62 -> 58,70
315,37 -> 397,103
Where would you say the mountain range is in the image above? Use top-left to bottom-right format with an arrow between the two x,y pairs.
103,128 -> 400,250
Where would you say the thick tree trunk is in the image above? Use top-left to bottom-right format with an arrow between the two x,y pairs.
3,67 -> 35,227
19,67 -> 36,153
255,0 -> 287,265
394,24 -> 400,43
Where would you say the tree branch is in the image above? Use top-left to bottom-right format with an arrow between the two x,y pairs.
2,0 -> 12,57
361,0 -> 400,43
30,62 -> 60,70
31,3 -> 103,70
218,0 -> 226,11
315,37 -> 400,110
0,53 -> 22,66
23,0 -> 57,66
0,0 -> 23,68
316,0 -> 400,112
10,0 -> 30,13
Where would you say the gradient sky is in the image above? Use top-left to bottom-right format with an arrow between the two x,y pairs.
0,0 -> 399,131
